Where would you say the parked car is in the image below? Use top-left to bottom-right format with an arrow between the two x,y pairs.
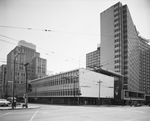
7,97 -> 16,103
7,97 -> 20,106
0,99 -> 11,106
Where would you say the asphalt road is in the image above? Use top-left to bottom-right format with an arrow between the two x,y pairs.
0,104 -> 150,121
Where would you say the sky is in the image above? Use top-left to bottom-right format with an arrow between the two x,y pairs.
0,0 -> 150,74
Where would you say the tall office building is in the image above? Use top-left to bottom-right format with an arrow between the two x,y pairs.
32,57 -> 47,79
0,64 -> 6,98
6,40 -> 47,96
100,2 -> 149,101
86,44 -> 100,69
139,37 -> 150,96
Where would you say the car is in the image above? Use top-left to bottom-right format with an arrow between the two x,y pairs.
0,99 -> 11,106
7,97 -> 20,106
7,97 -> 16,103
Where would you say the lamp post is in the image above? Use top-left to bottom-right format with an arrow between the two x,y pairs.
12,51 -> 20,109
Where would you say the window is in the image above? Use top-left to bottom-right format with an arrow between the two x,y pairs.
114,13 -> 118,18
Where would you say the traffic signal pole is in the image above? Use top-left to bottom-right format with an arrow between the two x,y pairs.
24,63 -> 29,108
12,51 -> 20,109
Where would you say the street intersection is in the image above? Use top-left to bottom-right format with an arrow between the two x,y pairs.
0,104 -> 150,121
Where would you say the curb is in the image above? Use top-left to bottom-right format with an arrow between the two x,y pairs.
0,106 -> 40,110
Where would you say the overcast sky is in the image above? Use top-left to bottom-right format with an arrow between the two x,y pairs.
0,0 -> 150,74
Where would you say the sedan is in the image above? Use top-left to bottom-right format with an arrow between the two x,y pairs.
0,99 -> 10,106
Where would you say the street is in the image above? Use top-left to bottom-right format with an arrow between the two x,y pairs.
0,104 -> 150,121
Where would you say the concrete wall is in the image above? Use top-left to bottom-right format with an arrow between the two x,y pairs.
79,69 -> 114,98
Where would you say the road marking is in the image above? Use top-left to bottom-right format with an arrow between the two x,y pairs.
0,112 -> 13,118
29,109 -> 39,121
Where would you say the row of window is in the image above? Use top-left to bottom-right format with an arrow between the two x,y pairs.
114,7 -> 119,13
115,60 -> 120,63
30,89 -> 80,97
114,18 -> 120,23
123,14 -> 127,20
115,54 -> 121,58
115,49 -> 120,53
114,13 -> 119,18
114,33 -> 120,38
33,78 -> 79,88
114,23 -> 120,27
114,28 -> 120,32
115,44 -> 120,48
115,65 -> 121,69
115,39 -> 120,43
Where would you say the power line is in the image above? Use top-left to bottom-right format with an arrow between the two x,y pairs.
0,38 -> 85,67
0,25 -> 52,32
1,25 -> 149,40
0,37 -> 141,69
0,25 -> 99,36
0,34 -> 86,65
0,39 -> 16,45
0,34 -> 18,42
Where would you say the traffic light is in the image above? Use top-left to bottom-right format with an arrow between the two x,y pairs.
28,84 -> 32,92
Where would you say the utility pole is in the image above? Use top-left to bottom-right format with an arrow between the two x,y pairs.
24,62 -> 29,108
12,56 -> 16,109
12,51 -> 20,109
97,80 -> 102,106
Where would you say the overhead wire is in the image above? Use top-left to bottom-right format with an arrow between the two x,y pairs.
1,25 -> 149,40
0,25 -> 52,32
0,36 -> 85,67
0,35 -> 141,69
1,25 -> 146,70
0,38 -> 16,45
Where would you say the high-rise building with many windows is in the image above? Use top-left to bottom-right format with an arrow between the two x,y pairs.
6,40 -> 47,96
86,44 -> 100,69
100,2 -> 149,102
0,64 -> 6,98
139,37 -> 150,96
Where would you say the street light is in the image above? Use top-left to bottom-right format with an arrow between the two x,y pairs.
12,51 -> 20,109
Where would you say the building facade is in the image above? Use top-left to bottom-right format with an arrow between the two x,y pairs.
32,57 -> 47,79
6,40 -> 47,97
0,64 -> 6,98
86,44 -> 100,69
139,37 -> 150,96
18,68 -> 114,105
100,2 -> 147,102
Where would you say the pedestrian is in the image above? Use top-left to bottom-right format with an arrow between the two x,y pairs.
14,99 -> 16,108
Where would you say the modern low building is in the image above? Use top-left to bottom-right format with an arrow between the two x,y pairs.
18,68 -> 114,105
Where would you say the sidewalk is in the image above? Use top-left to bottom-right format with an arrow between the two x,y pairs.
0,104 -> 40,110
